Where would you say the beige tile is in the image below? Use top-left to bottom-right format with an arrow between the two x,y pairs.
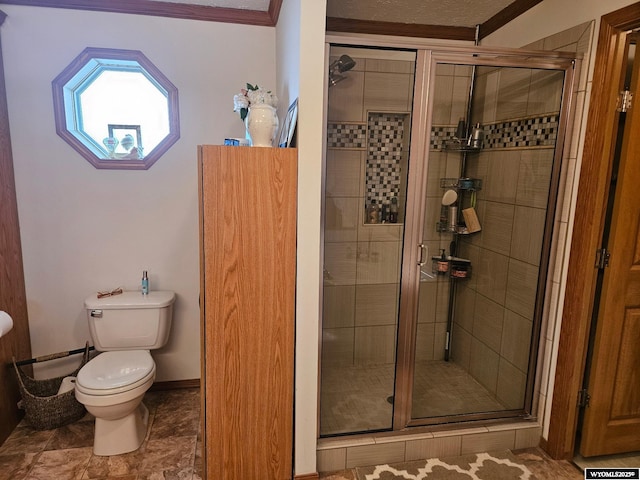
496,359 -> 527,409
475,69 -> 499,124
405,435 -> 462,462
453,284 -> 475,333
510,205 -> 546,266
469,339 -> 499,393
433,322 -> 448,361
432,74 -> 454,125
415,322 -> 436,362
527,70 -> 563,116
365,58 -> 414,74
480,201 -> 514,256
328,71 -> 365,122
542,23 -> 585,51
322,326 -> 355,368
354,325 -> 396,365
426,151 -> 447,193
323,285 -> 356,329
417,281 -> 437,324
324,242 -> 357,285
435,278 -> 451,324
364,72 -> 413,113
460,430 -> 515,455
516,149 -> 553,209
505,259 -> 538,319
496,68 -> 531,121
515,426 -> 542,450
346,442 -> 405,468
325,197 -> 360,243
325,150 -> 363,198
355,283 -> 399,326
317,447 -> 347,473
450,75 -> 471,125
501,309 -> 533,372
484,150 -> 520,204
472,295 -> 504,353
423,196 -> 446,242
356,241 -> 401,284
475,249 -> 508,305
450,325 -> 472,370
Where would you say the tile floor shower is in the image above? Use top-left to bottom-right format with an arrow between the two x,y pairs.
0,388 -> 202,480
321,361 -> 506,436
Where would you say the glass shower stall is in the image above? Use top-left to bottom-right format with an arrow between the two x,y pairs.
321,44 -> 576,436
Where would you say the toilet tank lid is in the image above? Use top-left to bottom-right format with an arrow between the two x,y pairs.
85,290 -> 175,309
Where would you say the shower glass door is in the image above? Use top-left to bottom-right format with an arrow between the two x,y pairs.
321,46 -> 416,436
321,45 -> 576,436
399,51 -> 575,427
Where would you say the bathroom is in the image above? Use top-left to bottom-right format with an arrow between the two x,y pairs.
0,1 -> 619,478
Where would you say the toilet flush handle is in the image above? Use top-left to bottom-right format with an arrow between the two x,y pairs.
90,309 -> 103,318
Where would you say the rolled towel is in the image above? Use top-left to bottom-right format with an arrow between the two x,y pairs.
57,376 -> 76,395
0,311 -> 13,338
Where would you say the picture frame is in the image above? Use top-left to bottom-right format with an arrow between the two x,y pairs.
108,124 -> 142,151
277,98 -> 298,148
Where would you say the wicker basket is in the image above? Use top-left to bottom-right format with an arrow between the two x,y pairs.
13,344 -> 91,430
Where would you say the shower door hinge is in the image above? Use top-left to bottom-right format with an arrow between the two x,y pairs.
595,248 -> 610,270
578,388 -> 591,408
617,89 -> 633,113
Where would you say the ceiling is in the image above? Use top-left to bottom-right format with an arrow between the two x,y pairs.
0,0 -> 542,39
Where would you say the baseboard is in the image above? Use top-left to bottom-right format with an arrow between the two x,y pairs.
150,378 -> 200,391
295,473 -> 319,480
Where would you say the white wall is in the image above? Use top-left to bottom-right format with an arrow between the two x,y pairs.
2,5 -> 277,381
276,0 -> 327,475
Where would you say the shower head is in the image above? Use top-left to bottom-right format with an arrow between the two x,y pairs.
328,54 -> 357,87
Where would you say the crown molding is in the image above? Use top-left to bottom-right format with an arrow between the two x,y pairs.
0,0 -> 282,26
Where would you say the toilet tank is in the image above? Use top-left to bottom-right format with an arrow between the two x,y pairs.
85,290 -> 175,351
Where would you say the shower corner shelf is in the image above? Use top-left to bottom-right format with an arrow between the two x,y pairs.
443,141 -> 482,153
440,178 -> 482,191
431,256 -> 472,279
436,222 -> 475,235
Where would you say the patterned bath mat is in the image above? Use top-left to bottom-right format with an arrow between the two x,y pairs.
356,451 -> 532,480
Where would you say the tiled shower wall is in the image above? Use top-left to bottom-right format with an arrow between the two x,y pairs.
450,66 -> 565,408
323,53 -> 414,370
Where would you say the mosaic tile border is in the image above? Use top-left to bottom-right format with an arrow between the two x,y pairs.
327,113 -> 560,152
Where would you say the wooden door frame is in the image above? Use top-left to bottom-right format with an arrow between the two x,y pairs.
545,1 -> 640,460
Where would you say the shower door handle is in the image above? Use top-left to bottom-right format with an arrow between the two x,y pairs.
417,243 -> 428,266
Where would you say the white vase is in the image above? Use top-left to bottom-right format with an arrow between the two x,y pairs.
245,104 -> 279,147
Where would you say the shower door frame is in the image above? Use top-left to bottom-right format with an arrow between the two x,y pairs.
394,47 -> 578,430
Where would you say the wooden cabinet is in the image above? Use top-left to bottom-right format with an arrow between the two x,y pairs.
198,146 -> 297,479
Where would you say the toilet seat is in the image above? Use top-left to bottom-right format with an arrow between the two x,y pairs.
76,350 -> 155,396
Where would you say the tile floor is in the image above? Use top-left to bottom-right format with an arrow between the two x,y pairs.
321,360 -> 506,436
0,388 -> 202,480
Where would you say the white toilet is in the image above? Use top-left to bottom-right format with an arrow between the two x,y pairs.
75,290 -> 175,456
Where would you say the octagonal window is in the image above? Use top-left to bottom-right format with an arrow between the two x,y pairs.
52,47 -> 180,170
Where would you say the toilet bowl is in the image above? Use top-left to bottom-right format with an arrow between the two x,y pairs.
75,290 -> 175,456
76,350 -> 156,456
